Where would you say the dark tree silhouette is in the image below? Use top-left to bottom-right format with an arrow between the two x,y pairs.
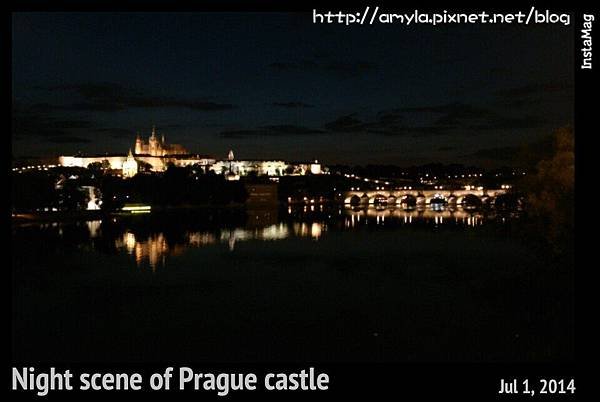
521,126 -> 574,252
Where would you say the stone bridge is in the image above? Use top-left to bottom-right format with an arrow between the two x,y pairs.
343,188 -> 508,206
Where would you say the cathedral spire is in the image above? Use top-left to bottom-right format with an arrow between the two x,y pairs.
151,125 -> 156,139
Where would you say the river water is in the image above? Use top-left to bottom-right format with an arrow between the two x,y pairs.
11,206 -> 574,362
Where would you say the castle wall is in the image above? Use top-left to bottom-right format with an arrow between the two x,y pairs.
59,155 -> 126,170
59,133 -> 323,177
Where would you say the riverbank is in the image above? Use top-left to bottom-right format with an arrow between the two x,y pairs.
10,202 -> 281,225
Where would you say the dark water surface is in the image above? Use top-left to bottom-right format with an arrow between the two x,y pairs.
12,206 -> 574,363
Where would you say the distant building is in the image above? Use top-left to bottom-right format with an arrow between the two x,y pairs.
134,126 -> 188,156
210,157 -> 288,178
310,160 -> 322,175
59,128 -> 215,174
122,150 -> 138,178
58,128 -> 324,178
59,154 -> 128,170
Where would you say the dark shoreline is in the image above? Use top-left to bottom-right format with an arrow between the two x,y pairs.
11,203 -> 255,225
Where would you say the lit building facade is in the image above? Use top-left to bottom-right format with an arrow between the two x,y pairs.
122,150 -> 138,178
134,126 -> 188,156
58,128 -> 324,178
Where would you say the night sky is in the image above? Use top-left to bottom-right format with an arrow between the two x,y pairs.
12,12 -> 574,166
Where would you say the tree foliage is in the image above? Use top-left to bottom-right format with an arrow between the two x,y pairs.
522,126 -> 574,252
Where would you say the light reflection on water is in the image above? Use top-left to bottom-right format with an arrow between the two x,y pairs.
343,206 -> 486,228
113,222 -> 324,269
22,205 -> 519,271
115,206 -> 513,270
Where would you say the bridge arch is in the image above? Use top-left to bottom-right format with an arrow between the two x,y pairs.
399,194 -> 417,208
481,195 -> 493,207
370,194 -> 389,206
460,194 -> 482,209
343,188 -> 509,209
347,194 -> 361,206
429,193 -> 448,205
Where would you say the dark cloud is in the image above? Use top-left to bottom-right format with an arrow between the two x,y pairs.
35,83 -> 235,112
12,109 -> 94,143
272,101 -> 314,108
395,102 -> 545,132
263,125 -> 324,135
30,100 -> 137,113
324,60 -> 376,75
321,102 -> 546,137
323,114 -> 365,132
465,115 -> 543,131
488,67 -> 512,76
376,110 -> 404,124
268,59 -> 377,77
467,146 -> 521,161
268,60 -> 318,71
322,112 -> 448,137
403,126 -> 450,136
45,136 -> 92,144
466,134 -> 556,165
400,103 -> 495,122
94,127 -> 135,138
219,129 -> 264,138
493,81 -> 573,110
494,82 -> 573,98
220,124 -> 325,138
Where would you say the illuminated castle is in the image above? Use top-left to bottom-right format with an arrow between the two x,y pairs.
59,126 -> 324,178
134,126 -> 188,156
